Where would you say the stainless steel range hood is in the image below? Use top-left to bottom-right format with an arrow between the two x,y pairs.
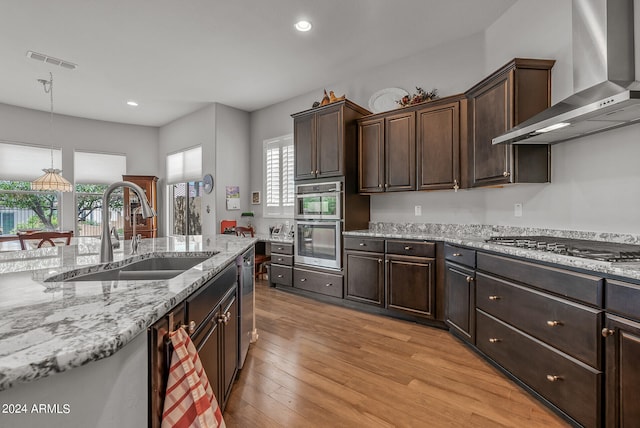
493,0 -> 640,145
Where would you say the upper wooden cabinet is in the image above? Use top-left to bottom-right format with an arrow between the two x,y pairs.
358,94 -> 466,193
292,100 -> 370,181
465,58 -> 555,187
123,174 -> 158,240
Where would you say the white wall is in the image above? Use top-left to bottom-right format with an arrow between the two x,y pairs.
158,104 -> 216,236
215,104 -> 251,230
0,102 -> 158,231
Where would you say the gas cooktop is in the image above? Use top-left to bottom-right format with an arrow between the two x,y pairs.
486,236 -> 640,263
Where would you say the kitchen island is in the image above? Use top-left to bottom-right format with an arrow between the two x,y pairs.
0,234 -> 256,428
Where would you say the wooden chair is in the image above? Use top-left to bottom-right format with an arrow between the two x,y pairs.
235,227 -> 270,279
220,220 -> 237,234
18,230 -> 74,250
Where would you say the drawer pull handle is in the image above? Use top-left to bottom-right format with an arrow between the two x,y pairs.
404,246 -> 412,250
546,375 -> 562,382
546,320 -> 562,327
325,283 -> 332,287
218,313 -> 231,325
277,258 -> 283,262
488,338 -> 501,343
180,320 -> 197,335
602,328 -> 615,338
300,278 -> 307,282
452,253 -> 462,257
488,295 -> 501,301
466,276 -> 474,283
359,242 -> 366,246
277,247 -> 284,251
277,274 -> 284,278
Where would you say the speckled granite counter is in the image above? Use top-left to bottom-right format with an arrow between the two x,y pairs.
0,234 -> 256,391
345,223 -> 640,281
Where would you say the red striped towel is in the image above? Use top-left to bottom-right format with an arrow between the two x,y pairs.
161,327 -> 225,428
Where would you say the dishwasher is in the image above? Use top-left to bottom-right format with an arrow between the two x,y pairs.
237,246 -> 255,368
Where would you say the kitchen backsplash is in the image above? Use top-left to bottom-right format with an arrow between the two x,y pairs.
368,222 -> 640,245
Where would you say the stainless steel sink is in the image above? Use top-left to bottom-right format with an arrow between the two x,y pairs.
46,254 -> 215,283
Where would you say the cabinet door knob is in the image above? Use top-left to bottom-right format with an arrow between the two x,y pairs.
311,170 -> 314,174
378,184 -> 382,188
180,320 -> 196,335
315,170 -> 319,175
325,283 -> 332,287
453,179 -> 459,191
300,278 -> 307,282
547,320 -> 562,327
277,274 -> 284,278
466,276 -> 474,283
546,375 -> 562,382
489,338 -> 501,343
602,328 -> 615,337
359,242 -> 366,246
384,183 -> 389,188
378,259 -> 382,264
404,246 -> 412,250
503,171 -> 511,177
488,295 -> 501,301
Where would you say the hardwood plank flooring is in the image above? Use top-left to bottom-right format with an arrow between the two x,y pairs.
223,280 -> 569,427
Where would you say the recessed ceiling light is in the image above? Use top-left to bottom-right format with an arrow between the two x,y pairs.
294,20 -> 312,32
127,100 -> 139,107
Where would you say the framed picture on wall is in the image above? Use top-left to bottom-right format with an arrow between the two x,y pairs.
251,191 -> 261,205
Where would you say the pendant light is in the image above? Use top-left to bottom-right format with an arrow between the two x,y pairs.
31,72 -> 73,192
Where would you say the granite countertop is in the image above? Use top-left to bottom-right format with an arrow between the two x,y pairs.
345,223 -> 640,281
0,234 -> 256,391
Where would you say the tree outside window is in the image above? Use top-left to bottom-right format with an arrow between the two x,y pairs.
0,181 -> 58,233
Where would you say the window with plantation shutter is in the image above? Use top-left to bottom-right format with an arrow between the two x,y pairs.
263,135 -> 294,217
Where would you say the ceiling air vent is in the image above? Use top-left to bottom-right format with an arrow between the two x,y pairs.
26,51 -> 77,70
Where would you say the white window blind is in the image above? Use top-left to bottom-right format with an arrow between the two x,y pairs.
166,146 -> 202,184
264,135 -> 294,217
0,141 -> 62,181
74,151 -> 126,184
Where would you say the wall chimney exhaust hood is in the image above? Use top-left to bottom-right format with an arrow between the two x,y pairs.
493,0 -> 640,145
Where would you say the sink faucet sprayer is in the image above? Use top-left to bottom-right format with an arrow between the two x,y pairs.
100,181 -> 156,263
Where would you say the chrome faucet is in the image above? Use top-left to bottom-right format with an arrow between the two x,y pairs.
100,181 -> 155,263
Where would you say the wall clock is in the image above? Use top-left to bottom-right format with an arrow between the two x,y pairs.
203,174 -> 214,194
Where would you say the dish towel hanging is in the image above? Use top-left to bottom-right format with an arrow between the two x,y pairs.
161,327 -> 225,428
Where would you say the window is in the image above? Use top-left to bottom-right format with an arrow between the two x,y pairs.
0,142 -> 62,234
166,146 -> 202,237
264,135 -> 294,217
74,151 -> 126,237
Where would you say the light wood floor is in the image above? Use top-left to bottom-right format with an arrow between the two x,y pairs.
223,280 -> 569,427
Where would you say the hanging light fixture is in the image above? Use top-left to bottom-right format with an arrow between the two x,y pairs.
31,72 -> 73,192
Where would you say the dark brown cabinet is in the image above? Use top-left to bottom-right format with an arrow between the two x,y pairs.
386,241 -> 436,319
604,279 -> 640,427
344,237 -> 385,306
292,100 -> 370,181
269,242 -> 293,287
123,174 -> 158,240
444,244 -> 476,344
358,111 -> 415,192
417,96 -> 466,191
148,262 -> 238,428
465,58 -> 555,187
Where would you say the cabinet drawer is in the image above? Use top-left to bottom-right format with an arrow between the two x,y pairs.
606,279 -> 640,321
386,240 -> 435,257
293,267 -> 343,298
477,310 -> 602,428
270,265 -> 292,286
477,273 -> 602,368
271,254 -> 293,266
271,243 -> 293,255
187,263 -> 237,335
477,252 -> 604,306
444,244 -> 476,268
344,236 -> 384,252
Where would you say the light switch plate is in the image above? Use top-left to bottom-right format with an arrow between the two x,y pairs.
415,205 -> 422,216
514,203 -> 523,217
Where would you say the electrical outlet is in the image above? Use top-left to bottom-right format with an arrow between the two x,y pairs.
514,203 -> 523,217
415,205 -> 422,216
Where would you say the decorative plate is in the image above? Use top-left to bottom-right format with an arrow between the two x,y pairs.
203,173 -> 214,194
368,87 -> 409,113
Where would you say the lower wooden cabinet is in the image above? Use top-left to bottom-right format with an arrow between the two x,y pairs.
293,267 -> 343,298
477,309 -> 601,427
386,254 -> 435,319
445,262 -> 475,343
345,250 -> 384,306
